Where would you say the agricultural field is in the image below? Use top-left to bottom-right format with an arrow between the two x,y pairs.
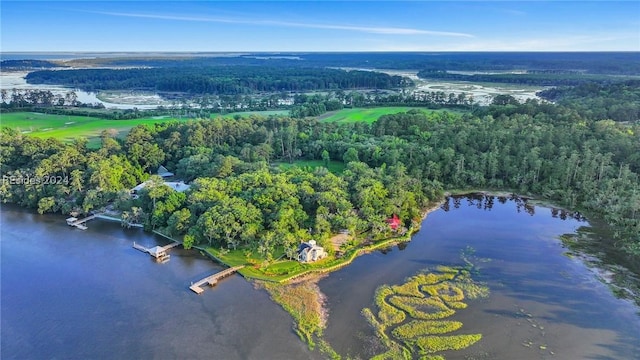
317,107 -> 456,123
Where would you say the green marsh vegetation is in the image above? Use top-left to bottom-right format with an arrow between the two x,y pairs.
261,280 -> 326,349
362,263 -> 489,359
260,279 -> 342,359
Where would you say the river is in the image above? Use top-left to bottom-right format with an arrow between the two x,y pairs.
0,206 -> 321,360
0,71 -> 170,110
2,195 -> 639,359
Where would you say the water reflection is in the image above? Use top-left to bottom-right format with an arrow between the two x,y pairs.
0,206 -> 322,360
442,193 -> 587,221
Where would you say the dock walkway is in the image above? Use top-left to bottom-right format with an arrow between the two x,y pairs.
66,215 -> 97,230
189,266 -> 245,294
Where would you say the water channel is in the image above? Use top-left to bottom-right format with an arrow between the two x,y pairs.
2,195 -> 638,359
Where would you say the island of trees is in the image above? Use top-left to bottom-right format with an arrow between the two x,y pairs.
25,66 -> 411,94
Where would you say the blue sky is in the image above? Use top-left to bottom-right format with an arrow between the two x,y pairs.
2,1 -> 639,52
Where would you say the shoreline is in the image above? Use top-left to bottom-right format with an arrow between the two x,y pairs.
237,199 -> 446,284
95,214 -> 144,228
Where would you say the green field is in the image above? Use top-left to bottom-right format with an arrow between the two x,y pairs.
2,108 -> 447,147
317,107 -> 451,123
0,110 -> 289,148
0,112 -> 186,147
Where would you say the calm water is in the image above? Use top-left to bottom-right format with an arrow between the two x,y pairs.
320,195 -> 640,359
1,207 -> 320,360
0,72 -> 166,110
2,196 -> 639,359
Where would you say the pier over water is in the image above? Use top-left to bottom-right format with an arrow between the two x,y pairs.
189,266 -> 245,294
66,214 -> 97,230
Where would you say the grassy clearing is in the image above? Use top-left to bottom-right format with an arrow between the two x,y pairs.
204,229 -> 415,283
1,110 -> 288,148
275,159 -> 346,174
0,112 -> 186,147
317,107 -> 453,124
206,246 -> 337,282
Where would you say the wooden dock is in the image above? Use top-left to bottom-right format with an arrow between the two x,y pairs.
132,241 -> 181,263
189,266 -> 245,294
66,215 -> 97,230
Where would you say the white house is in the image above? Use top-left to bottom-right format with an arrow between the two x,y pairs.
297,240 -> 327,263
130,180 -> 190,198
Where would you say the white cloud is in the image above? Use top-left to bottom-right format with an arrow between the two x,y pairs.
90,11 -> 474,37
363,31 -> 639,52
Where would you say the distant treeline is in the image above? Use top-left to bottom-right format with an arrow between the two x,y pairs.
537,80 -> 640,123
57,52 -> 640,75
416,70 -> 631,86
25,66 -> 412,95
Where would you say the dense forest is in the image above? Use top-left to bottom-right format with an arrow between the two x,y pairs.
1,83 -> 639,264
416,69 -> 632,86
537,80 -> 640,122
25,66 -> 411,94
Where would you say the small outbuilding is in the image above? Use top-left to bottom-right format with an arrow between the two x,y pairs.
148,246 -> 167,258
387,214 -> 401,231
297,240 -> 327,263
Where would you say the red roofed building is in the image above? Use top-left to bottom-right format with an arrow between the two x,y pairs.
387,214 -> 401,231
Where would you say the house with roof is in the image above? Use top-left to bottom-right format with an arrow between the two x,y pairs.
157,165 -> 174,178
297,240 -> 327,263
387,214 -> 401,231
130,180 -> 190,199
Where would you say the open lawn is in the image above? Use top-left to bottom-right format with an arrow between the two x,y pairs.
317,107 -> 455,124
0,112 -> 186,148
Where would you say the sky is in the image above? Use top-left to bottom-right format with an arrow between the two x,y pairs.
1,1 -> 639,52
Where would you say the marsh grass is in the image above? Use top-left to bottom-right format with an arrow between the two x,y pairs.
392,320 -> 463,339
363,264 -> 489,359
414,334 -> 482,354
261,281 -> 325,349
389,295 -> 455,320
455,279 -> 490,299
391,280 -> 424,298
376,286 -> 406,325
